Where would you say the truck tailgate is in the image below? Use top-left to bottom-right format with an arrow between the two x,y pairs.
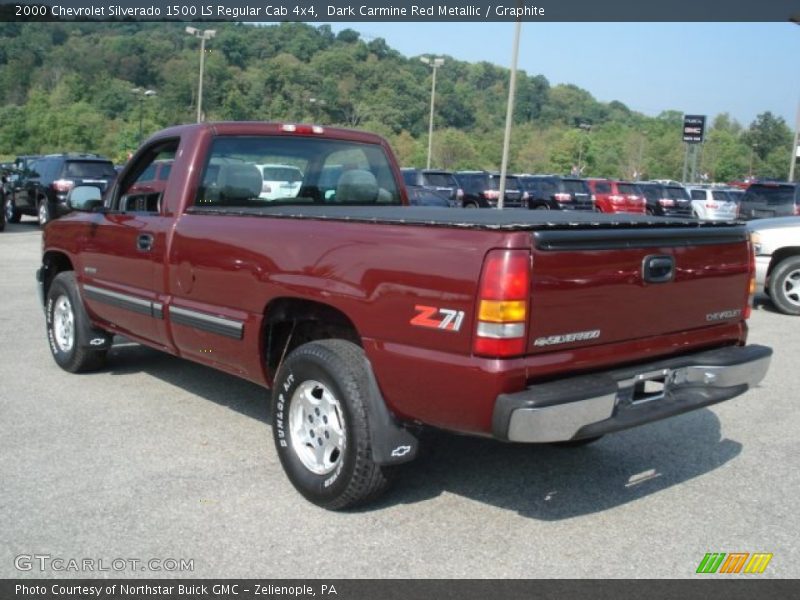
527,227 -> 750,353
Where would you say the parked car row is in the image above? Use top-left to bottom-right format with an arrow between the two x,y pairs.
400,168 -> 800,225
3,149 -> 798,227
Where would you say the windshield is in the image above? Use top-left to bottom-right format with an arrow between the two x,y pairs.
196,136 -> 401,207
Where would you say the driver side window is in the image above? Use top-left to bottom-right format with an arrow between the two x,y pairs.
113,140 -> 179,214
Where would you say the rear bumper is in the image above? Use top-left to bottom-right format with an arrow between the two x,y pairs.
492,344 -> 772,443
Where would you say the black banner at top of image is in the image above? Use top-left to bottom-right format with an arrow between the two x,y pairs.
1,0 -> 800,22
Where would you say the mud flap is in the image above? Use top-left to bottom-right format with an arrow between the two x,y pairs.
362,356 -> 419,465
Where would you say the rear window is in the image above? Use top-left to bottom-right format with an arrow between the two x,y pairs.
746,185 -> 797,206
593,181 -> 612,194
195,135 -> 400,207
690,190 -> 706,200
617,183 -> 640,195
487,175 -> 519,191
665,186 -> 690,200
538,179 -> 558,195
562,179 -> 588,195
64,160 -> 116,178
640,185 -> 661,201
260,166 -> 303,182
712,191 -> 729,201
401,170 -> 418,186
424,172 -> 457,188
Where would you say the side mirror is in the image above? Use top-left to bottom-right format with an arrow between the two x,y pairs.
67,185 -> 104,212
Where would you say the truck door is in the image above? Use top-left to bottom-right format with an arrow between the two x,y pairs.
78,139 -> 180,347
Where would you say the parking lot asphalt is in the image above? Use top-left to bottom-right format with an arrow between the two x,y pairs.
1,219 -> 798,579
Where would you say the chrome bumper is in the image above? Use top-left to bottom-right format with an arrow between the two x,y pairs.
493,344 -> 772,443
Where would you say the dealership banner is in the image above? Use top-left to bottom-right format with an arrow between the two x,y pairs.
1,0 -> 800,22
2,579 -> 798,600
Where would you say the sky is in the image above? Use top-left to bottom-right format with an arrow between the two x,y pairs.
326,22 -> 800,128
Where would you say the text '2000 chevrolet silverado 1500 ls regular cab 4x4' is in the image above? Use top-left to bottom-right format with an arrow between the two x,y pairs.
38,122 -> 772,509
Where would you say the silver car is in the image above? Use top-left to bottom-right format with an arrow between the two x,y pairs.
687,187 -> 738,221
748,217 -> 800,315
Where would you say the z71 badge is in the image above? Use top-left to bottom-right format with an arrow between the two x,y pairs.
410,305 -> 466,332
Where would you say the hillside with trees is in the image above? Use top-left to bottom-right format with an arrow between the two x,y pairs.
0,21 -> 793,181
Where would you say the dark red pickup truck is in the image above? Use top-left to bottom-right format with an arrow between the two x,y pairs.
38,122 -> 771,509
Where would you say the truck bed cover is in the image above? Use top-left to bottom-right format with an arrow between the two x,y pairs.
187,205 -> 743,232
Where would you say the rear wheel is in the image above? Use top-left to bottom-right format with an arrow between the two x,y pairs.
272,339 -> 392,509
464,201 -> 478,209
4,195 -> 20,223
768,256 -> 800,315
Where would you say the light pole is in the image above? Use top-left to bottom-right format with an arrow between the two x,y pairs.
497,20 -> 522,210
576,121 -> 592,174
790,99 -> 799,181
131,87 -> 156,145
186,26 -> 216,123
749,143 -> 759,179
420,56 -> 444,169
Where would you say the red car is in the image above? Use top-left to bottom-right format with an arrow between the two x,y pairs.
586,178 -> 647,214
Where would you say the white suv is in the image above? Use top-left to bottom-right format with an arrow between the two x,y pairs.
686,187 -> 738,221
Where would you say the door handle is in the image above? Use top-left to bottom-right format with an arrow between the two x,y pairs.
642,255 -> 674,283
137,233 -> 154,252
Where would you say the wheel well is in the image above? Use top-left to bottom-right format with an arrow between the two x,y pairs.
768,247 -> 800,277
41,251 -> 74,299
263,298 -> 361,380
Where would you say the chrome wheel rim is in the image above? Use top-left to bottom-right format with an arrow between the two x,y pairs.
38,202 -> 48,225
782,268 -> 800,308
53,295 -> 75,353
289,380 -> 345,475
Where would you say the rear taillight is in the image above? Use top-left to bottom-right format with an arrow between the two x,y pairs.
52,179 -> 74,193
473,249 -> 530,358
522,191 -> 530,200
745,235 -> 757,319
456,188 -> 464,199
794,204 -> 800,216
482,190 -> 500,200
658,198 -> 675,207
554,193 -> 572,203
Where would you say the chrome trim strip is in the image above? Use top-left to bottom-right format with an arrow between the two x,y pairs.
83,284 -> 163,319
168,306 -> 244,340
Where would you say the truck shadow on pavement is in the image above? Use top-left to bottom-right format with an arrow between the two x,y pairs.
381,411 -> 742,519
104,340 -> 742,520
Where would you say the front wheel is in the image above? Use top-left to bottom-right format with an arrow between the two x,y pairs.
37,198 -> 50,227
272,339 -> 392,510
768,256 -> 800,315
46,272 -> 110,372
